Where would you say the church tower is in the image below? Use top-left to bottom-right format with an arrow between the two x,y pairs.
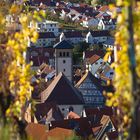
54,40 -> 73,82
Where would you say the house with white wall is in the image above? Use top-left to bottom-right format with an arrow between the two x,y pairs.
86,54 -> 104,75
41,72 -> 84,118
30,32 -> 56,47
85,30 -> 110,45
26,47 -> 55,70
103,38 -> 115,50
60,31 -> 84,44
95,63 -> 114,81
29,20 -> 59,36
60,8 -> 71,20
81,17 -> 99,28
98,19 -> 116,30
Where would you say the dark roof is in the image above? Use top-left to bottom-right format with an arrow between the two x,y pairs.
106,131 -> 118,140
35,102 -> 64,123
27,47 -> 54,66
32,0 -> 57,6
84,50 -> 105,59
53,40 -> 74,49
51,118 -> 93,138
85,106 -> 114,118
90,30 -> 110,37
96,115 -> 117,140
112,19 -> 117,24
41,72 -> 84,105
62,8 -> 70,13
75,71 -> 104,91
71,7 -> 93,14
38,32 -> 56,39
63,31 -> 83,38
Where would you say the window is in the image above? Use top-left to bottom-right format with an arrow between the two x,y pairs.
50,24 -> 52,27
60,52 -> 62,57
110,72 -> 114,75
95,62 -> 98,65
62,108 -> 65,111
63,52 -> 65,57
100,62 -> 103,64
67,52 -> 69,57
63,69 -> 66,72
69,106 -> 74,112
38,24 -> 41,28
63,60 -> 66,63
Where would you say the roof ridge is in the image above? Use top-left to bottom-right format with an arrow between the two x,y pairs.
75,71 -> 104,90
41,72 -> 63,102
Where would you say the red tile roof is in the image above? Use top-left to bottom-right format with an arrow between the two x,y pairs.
92,124 -> 102,136
67,111 -> 80,119
98,6 -> 109,12
41,127 -> 74,140
84,50 -> 105,59
25,123 -> 49,140
87,54 -> 101,64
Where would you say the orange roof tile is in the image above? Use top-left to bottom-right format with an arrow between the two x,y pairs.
67,111 -> 80,119
41,127 -> 74,140
88,54 -> 101,64
25,123 -> 49,140
98,6 -> 109,12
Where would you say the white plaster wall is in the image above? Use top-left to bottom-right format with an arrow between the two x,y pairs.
59,105 -> 84,118
57,57 -> 72,81
90,58 -> 104,75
